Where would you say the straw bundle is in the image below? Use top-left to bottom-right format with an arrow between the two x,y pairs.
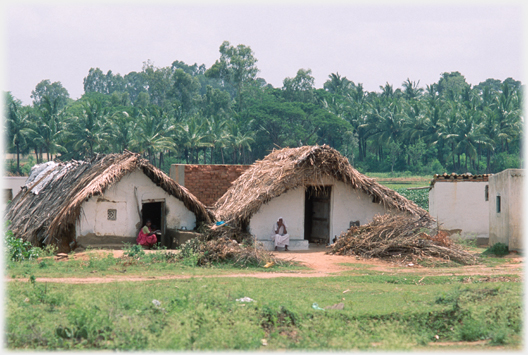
214,145 -> 427,228
5,151 -> 212,250
329,213 -> 478,265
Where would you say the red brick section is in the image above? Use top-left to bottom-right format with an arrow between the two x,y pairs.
183,165 -> 251,207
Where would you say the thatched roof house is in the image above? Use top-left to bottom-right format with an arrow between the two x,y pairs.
5,151 -> 212,252
214,145 -> 429,250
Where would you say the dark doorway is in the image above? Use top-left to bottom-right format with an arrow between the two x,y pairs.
141,201 -> 167,246
304,186 -> 331,244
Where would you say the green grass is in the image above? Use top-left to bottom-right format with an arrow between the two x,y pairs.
5,250 -> 308,279
5,271 -> 522,350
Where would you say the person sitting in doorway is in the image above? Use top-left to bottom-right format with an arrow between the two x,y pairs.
271,217 -> 289,251
137,219 -> 160,249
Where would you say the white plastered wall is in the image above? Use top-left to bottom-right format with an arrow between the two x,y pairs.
77,169 -> 196,238
3,176 -> 28,197
331,180 -> 389,239
429,181 -> 489,238
248,176 -> 393,241
249,188 -> 305,241
489,169 -> 523,251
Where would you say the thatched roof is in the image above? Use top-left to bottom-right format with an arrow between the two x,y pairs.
214,145 -> 429,227
5,151 -> 212,247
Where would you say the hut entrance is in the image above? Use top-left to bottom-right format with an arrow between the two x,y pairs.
141,200 -> 167,247
304,186 -> 331,244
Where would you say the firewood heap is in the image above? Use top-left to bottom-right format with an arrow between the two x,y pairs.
328,213 -> 478,265
185,223 -> 281,267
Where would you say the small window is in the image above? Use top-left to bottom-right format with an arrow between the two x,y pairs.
107,209 -> 117,221
496,196 -> 501,213
485,185 -> 489,201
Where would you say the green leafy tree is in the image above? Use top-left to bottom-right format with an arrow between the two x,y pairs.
282,68 -> 315,103
30,80 -> 70,109
206,41 -> 259,112
169,69 -> 201,114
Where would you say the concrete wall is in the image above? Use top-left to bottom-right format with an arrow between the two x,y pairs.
170,164 -> 250,207
77,169 -> 196,245
249,188 -> 305,240
331,180 -> 388,238
3,176 -> 28,201
248,176 -> 392,242
429,181 -> 489,238
489,169 -> 523,251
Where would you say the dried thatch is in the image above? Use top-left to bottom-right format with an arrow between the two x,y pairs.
329,213 -> 478,265
214,145 -> 428,228
5,151 -> 212,250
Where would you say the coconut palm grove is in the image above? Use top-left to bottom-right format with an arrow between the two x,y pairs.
5,41 -> 524,176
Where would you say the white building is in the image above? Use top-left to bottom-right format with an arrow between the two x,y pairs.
3,176 -> 27,203
5,152 -> 211,252
428,173 -> 491,241
214,145 -> 428,251
488,169 -> 523,251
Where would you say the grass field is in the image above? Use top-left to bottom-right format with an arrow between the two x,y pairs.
4,249 -> 523,351
4,172 -> 521,351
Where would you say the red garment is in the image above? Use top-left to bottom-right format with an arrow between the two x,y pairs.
137,227 -> 157,247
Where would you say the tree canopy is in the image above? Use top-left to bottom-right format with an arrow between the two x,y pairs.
5,42 -> 524,177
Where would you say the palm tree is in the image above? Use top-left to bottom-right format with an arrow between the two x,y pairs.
176,115 -> 211,164
31,96 -> 68,162
132,106 -> 176,166
204,115 -> 229,164
402,79 -> 423,101
362,97 -> 403,161
68,99 -> 109,156
324,72 -> 353,96
226,121 -> 254,164
379,82 -> 394,99
491,83 -> 522,153
6,100 -> 34,173
106,110 -> 137,152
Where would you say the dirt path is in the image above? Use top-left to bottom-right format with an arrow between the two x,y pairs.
5,247 -> 523,284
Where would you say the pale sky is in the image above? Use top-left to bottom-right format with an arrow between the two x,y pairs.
2,1 -> 526,105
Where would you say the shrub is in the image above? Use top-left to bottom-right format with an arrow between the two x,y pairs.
482,243 -> 509,256
4,222 -> 40,262
123,243 -> 146,259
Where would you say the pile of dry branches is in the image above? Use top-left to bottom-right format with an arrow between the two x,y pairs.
183,224 -> 280,267
328,213 -> 478,265
196,237 -> 275,267
203,223 -> 253,243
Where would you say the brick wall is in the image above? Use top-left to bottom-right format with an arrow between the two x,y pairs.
170,164 -> 251,207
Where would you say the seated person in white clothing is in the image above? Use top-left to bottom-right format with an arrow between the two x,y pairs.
271,217 -> 289,251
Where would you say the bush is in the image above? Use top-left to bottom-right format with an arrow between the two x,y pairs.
4,222 -> 40,262
123,243 -> 146,259
482,243 -> 509,256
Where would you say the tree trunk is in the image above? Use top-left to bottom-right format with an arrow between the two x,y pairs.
16,144 -> 20,174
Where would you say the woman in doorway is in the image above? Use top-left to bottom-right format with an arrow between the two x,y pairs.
137,219 -> 160,249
